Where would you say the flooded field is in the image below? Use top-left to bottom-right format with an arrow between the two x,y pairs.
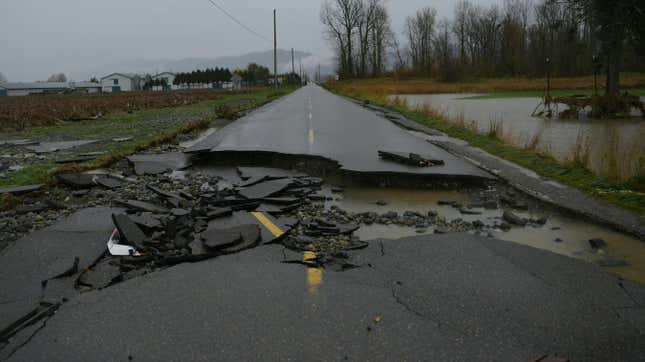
328,186 -> 645,284
391,94 -> 645,179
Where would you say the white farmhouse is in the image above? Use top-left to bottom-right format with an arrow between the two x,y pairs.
100,73 -> 142,92
152,72 -> 176,91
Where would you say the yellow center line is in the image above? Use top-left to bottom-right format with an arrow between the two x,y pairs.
251,212 -> 284,238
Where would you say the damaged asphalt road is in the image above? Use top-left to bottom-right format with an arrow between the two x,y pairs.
2,83 -> 645,361
2,229 -> 644,361
187,84 -> 492,180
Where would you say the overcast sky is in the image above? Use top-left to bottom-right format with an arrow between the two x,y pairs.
1,0 -> 500,81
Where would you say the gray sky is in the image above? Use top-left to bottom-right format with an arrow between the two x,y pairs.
1,0 -> 499,82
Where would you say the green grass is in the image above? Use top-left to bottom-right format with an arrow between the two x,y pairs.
0,87 -> 299,188
327,84 -> 645,214
462,88 -> 645,99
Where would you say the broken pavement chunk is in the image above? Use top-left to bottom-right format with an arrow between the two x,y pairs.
378,150 -> 445,167
116,199 -> 169,214
78,259 -> 122,289
54,156 -> 97,164
0,184 -> 43,196
208,211 -> 291,244
95,176 -> 123,189
502,211 -> 527,226
55,173 -> 101,189
127,152 -> 192,176
239,179 -> 292,200
202,224 -> 262,253
207,207 -> 233,219
129,213 -> 163,230
147,185 -> 189,202
25,140 -> 99,154
111,214 -> 147,251
237,167 -> 303,181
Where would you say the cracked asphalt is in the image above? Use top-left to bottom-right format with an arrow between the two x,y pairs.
1,208 -> 644,361
2,85 -> 645,361
187,84 -> 492,180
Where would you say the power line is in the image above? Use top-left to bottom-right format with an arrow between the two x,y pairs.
205,0 -> 272,43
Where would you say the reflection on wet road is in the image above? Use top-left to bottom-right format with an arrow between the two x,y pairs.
304,251 -> 323,296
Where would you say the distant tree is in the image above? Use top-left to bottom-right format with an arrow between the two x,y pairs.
0,72 -> 6,83
247,63 -> 270,84
562,0 -> 645,95
89,77 -> 98,83
47,73 -> 67,82
405,7 -> 437,76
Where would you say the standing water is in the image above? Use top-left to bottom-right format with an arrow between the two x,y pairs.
391,94 -> 645,179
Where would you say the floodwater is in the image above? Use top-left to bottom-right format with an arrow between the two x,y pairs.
330,187 -> 645,285
391,94 -> 645,179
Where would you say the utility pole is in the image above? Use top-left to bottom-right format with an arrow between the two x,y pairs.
299,58 -> 303,85
291,48 -> 295,75
273,9 -> 277,90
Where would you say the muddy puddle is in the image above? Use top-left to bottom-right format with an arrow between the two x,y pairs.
391,94 -> 645,179
327,186 -> 645,284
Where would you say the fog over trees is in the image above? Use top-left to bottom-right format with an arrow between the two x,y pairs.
321,0 -> 645,92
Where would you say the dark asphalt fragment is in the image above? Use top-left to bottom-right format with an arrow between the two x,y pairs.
0,184 -> 44,195
95,177 -> 123,190
503,211 -> 527,226
147,185 -> 189,203
111,214 -> 147,251
116,200 -> 169,214
78,259 -> 122,289
202,224 -> 261,252
206,207 -> 233,219
238,179 -> 293,200
378,150 -> 445,167
55,173 -> 100,189
129,213 -> 163,230
54,156 -> 98,164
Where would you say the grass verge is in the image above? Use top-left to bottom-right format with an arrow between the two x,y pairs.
326,83 -> 645,214
0,86 -> 298,188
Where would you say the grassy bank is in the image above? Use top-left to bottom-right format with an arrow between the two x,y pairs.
330,73 -> 645,97
0,87 -> 298,188
325,81 -> 645,214
463,88 -> 645,99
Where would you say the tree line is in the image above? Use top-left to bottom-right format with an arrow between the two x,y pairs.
321,0 -> 645,93
172,68 -> 233,86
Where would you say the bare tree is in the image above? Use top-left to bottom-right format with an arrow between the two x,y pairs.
434,19 -> 460,81
405,7 -> 437,75
453,1 -> 472,66
47,73 -> 67,82
368,2 -> 392,76
320,0 -> 363,79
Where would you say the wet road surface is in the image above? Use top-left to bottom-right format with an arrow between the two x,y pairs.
188,84 -> 492,179
2,208 -> 644,361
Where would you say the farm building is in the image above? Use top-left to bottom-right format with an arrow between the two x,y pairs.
152,72 -> 176,91
231,73 -> 242,90
0,82 -> 101,97
100,73 -> 142,92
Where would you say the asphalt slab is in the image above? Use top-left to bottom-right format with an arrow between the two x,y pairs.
187,84 -> 492,180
